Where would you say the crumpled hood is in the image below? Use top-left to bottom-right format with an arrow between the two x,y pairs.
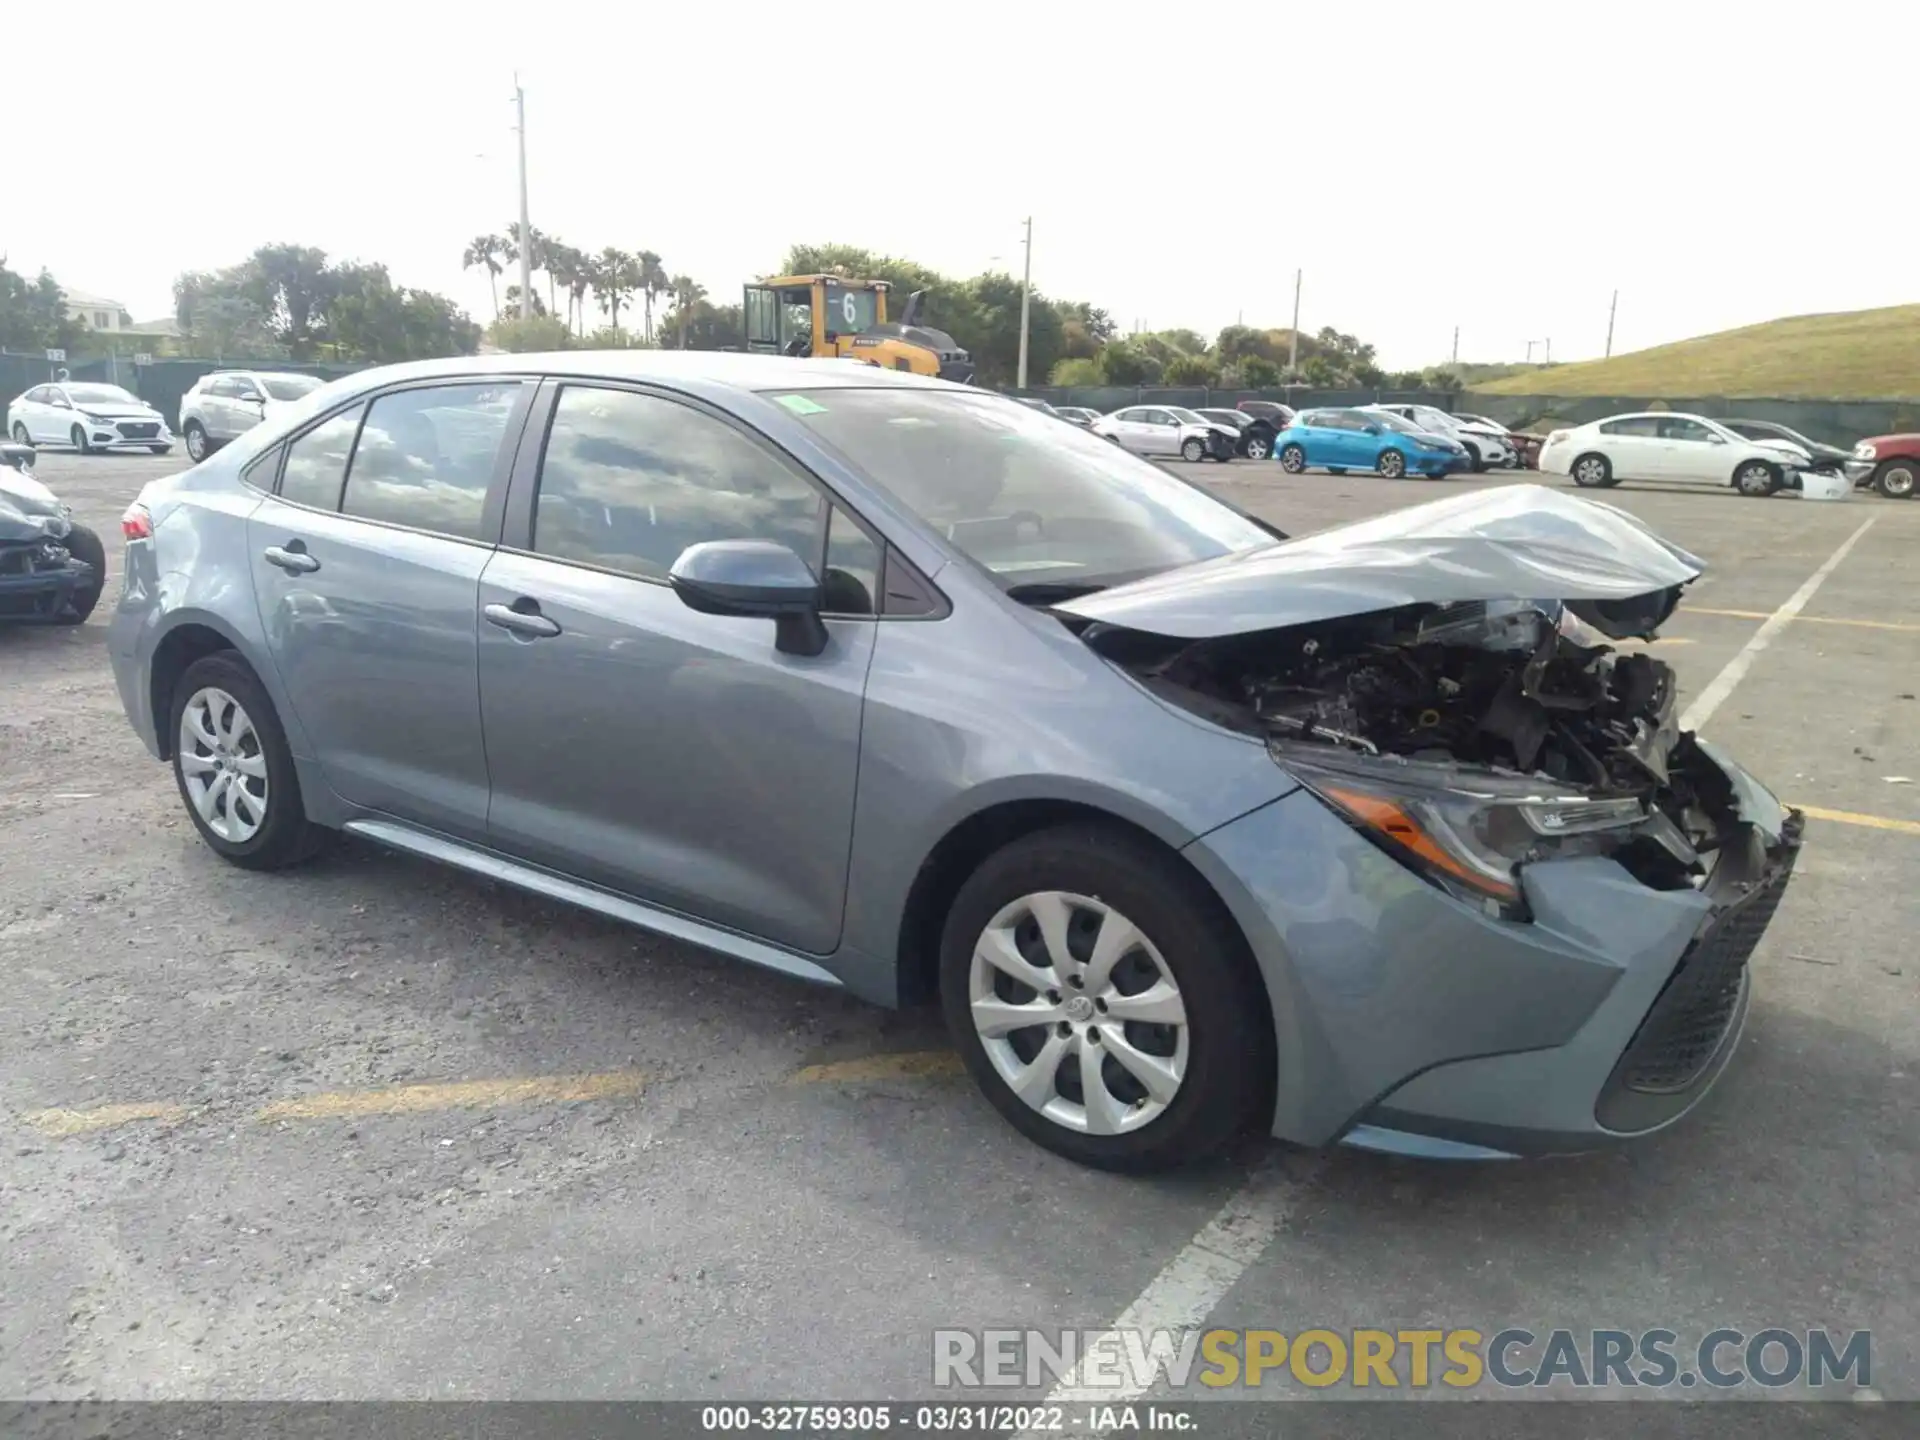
1055,483 -> 1705,640
0,467 -> 72,542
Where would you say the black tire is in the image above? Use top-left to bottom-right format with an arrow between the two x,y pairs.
184,422 -> 210,462
1873,458 -> 1916,499
1180,437 -> 1206,463
71,424 -> 93,456
9,422 -> 29,446
938,824 -> 1271,1173
54,522 -> 106,625
1570,452 -> 1616,488
1377,449 -> 1407,479
1327,467 -> 1347,476
1244,435 -> 1271,461
1462,441 -> 1485,473
168,652 -> 329,871
1279,444 -> 1306,473
1733,460 -> 1781,498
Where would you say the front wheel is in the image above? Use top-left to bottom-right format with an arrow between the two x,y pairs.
1180,437 -> 1206,463
1734,460 -> 1781,497
1571,452 -> 1616,488
1244,435 -> 1271,460
1462,442 -> 1485,473
169,652 -> 329,870
1279,444 -> 1306,473
1377,449 -> 1407,479
184,422 -> 210,462
55,523 -> 106,624
939,825 -> 1271,1173
71,424 -> 93,456
1873,458 -> 1916,499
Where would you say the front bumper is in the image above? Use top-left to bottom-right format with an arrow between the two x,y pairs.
0,541 -> 97,624
1417,451 -> 1469,476
1844,459 -> 1877,485
79,418 -> 172,450
1184,743 -> 1800,1157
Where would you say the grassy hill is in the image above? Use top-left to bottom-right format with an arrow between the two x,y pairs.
1471,304 -> 1920,399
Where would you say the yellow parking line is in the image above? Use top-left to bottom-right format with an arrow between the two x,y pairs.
25,1101 -> 189,1137
789,1051 -> 963,1085
1797,804 -> 1920,837
1690,607 -> 1920,634
253,1071 -> 646,1122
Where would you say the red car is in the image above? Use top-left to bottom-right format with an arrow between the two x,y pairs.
1844,434 -> 1919,499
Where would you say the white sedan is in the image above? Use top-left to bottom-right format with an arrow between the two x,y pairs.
1536,411 -> 1842,499
1090,405 -> 1235,462
7,382 -> 174,455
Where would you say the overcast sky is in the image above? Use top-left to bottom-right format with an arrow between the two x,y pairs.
8,1 -> 1913,369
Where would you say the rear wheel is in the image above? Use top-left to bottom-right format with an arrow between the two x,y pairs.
1734,460 -> 1781,497
1873,459 -> 1916,499
1571,452 -> 1616,488
169,652 -> 328,870
9,422 -> 28,446
1180,437 -> 1206,463
939,825 -> 1270,1173
1244,434 -> 1271,460
1377,449 -> 1407,479
1279,444 -> 1306,473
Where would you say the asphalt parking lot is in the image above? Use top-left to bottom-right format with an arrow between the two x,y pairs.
3,447 -> 1916,1410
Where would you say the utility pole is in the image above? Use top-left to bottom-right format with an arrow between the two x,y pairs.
1451,326 -> 1460,364
514,77 -> 532,322
1288,268 -> 1302,372
1605,290 -> 1618,357
1545,337 -> 1552,363
1015,217 -> 1033,389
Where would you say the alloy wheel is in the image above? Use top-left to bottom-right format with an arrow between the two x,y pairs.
185,425 -> 208,462
967,891 -> 1188,1136
1879,463 -> 1915,499
1574,457 -> 1608,486
1379,450 -> 1405,478
1245,437 -> 1270,460
177,687 -> 270,842
1736,462 -> 1777,496
1280,446 -> 1305,473
9,422 -> 27,446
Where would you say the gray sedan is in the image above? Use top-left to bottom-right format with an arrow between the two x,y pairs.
107,352 -> 1801,1171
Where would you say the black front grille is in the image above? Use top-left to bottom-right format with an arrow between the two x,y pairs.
116,422 -> 160,439
1615,852 -> 1795,1095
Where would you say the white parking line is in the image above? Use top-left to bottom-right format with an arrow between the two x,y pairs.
1027,1157 -> 1315,1434
1679,517 -> 1878,732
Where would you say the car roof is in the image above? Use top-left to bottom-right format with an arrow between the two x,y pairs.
320,350 -> 958,397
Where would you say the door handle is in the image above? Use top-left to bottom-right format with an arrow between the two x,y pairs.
483,601 -> 561,639
263,544 -> 320,574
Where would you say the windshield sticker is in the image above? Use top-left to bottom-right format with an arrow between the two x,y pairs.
773,394 -> 829,416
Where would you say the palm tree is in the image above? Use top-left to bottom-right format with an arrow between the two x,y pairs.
592,248 -> 639,337
634,250 -> 669,342
462,234 -> 509,318
669,275 -> 706,349
506,223 -> 557,314
560,247 -> 592,337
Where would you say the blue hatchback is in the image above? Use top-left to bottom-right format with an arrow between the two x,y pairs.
1276,407 -> 1466,479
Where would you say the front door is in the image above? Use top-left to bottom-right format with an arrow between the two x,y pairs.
1655,416 -> 1724,482
246,379 -> 528,841
476,381 -> 872,955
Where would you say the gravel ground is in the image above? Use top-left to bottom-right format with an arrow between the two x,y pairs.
2,445 -> 1915,1408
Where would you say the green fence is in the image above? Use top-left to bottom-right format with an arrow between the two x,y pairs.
1458,393 -> 1918,449
1015,385 -> 1458,413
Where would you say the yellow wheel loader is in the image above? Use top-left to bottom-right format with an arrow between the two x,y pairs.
743,275 -> 974,383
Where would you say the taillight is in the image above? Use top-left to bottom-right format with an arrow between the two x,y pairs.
122,503 -> 153,541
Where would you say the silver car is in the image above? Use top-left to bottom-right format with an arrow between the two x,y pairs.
177,370 -> 326,462
107,353 -> 1801,1171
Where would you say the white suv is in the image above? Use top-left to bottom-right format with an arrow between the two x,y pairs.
177,371 -> 326,461
1367,404 -> 1515,472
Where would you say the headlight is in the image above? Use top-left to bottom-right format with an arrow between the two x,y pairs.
1284,751 -> 1649,918
1855,443 -> 1876,459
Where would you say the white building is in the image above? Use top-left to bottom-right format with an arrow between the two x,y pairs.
61,288 -> 133,334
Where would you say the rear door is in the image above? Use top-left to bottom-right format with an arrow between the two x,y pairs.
15,386 -> 49,441
475,380 -> 874,954
245,377 -> 532,841
1596,416 -> 1663,478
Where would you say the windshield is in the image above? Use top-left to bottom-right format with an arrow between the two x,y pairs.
774,388 -> 1275,589
262,375 -> 323,401
1365,410 -> 1422,434
65,385 -> 139,405
1166,407 -> 1207,425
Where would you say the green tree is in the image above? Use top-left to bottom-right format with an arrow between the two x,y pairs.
0,260 -> 83,352
242,243 -> 333,357
1049,356 -> 1103,385
462,234 -> 510,318
486,314 -> 572,352
1164,353 -> 1221,386
1241,355 -> 1281,387
592,248 -> 641,336
667,300 -> 745,352
666,275 -> 706,349
1098,342 -> 1162,386
634,250 -> 669,342
502,283 -> 547,318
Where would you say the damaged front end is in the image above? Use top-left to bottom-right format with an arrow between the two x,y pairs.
1,465 -> 99,625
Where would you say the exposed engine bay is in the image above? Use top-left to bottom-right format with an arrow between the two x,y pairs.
1085,594 -> 1745,897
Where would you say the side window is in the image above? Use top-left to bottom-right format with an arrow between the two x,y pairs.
1142,409 -> 1172,426
1600,417 -> 1658,437
279,405 -> 365,510
242,445 -> 283,492
24,386 -> 46,404
1660,418 -> 1713,443
208,378 -> 238,398
339,382 -> 520,541
1113,409 -> 1141,423
532,386 -> 826,583
822,506 -> 880,617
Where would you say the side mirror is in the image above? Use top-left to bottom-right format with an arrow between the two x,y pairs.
669,539 -> 827,657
